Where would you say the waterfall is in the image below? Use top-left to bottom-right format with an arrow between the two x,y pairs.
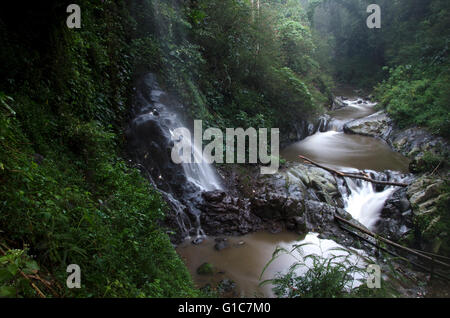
127,73 -> 222,239
174,131 -> 222,192
343,177 -> 397,230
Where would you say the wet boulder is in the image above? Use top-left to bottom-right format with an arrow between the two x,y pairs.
388,128 -> 448,173
344,111 -> 393,140
376,188 -> 413,241
214,238 -> 230,251
197,263 -> 214,275
200,191 -> 264,236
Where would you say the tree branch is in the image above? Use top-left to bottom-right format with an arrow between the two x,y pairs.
298,155 -> 409,187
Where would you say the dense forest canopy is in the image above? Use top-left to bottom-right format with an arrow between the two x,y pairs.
0,0 -> 449,298
309,0 -> 449,136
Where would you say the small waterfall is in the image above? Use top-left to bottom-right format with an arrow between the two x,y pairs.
178,135 -> 222,192
343,177 -> 397,230
127,73 -> 222,239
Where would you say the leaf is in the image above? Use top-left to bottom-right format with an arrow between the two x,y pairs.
0,268 -> 14,282
6,263 -> 19,276
23,260 -> 39,275
0,286 -> 16,298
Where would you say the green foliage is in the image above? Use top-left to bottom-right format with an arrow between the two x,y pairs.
0,0 -> 198,298
309,0 -> 450,92
0,248 -> 40,298
260,243 -> 396,298
161,0 -> 331,134
374,64 -> 450,137
414,181 -> 450,256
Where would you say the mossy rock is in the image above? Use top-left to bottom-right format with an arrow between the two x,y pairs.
196,263 -> 214,275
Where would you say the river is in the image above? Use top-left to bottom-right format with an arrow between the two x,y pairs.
176,92 -> 411,297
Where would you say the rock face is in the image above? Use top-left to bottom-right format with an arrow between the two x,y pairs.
407,175 -> 445,216
199,190 -> 264,236
405,174 -> 449,254
202,162 -> 362,242
389,128 -> 449,173
332,96 -> 348,110
281,114 -> 335,147
377,188 -> 413,241
344,111 -> 393,140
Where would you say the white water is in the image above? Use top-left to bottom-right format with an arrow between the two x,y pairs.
278,233 -> 370,289
167,122 -> 222,192
344,178 -> 397,230
182,140 -> 222,192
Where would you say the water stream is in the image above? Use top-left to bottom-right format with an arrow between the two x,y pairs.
177,231 -> 369,297
129,77 -> 411,297
175,94 -> 411,296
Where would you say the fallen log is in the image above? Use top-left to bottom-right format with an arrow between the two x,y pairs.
335,215 -> 450,270
298,155 -> 409,187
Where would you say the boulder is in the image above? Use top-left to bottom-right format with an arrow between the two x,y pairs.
197,263 -> 214,275
376,188 -> 413,241
388,128 -> 448,172
200,190 -> 264,236
344,111 -> 393,140
214,238 -> 230,251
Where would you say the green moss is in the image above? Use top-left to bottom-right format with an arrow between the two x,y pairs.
196,263 -> 214,276
413,181 -> 450,256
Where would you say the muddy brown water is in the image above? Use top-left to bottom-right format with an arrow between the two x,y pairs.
177,232 -> 301,297
281,131 -> 410,173
176,232 -> 368,297
281,98 -> 410,173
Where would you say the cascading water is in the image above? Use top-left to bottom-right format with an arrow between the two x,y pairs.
282,95 -> 410,231
127,73 -> 222,239
343,177 -> 397,230
172,129 -> 222,192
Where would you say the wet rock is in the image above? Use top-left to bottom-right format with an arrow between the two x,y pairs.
332,96 -> 348,110
407,175 -> 444,216
214,238 -> 230,251
192,237 -> 204,245
281,119 -> 313,147
267,221 -> 283,234
218,279 -> 237,294
203,190 -> 227,203
388,128 -> 448,172
289,216 -> 307,233
197,263 -> 214,275
377,188 -> 413,241
343,111 -> 393,140
200,191 -> 264,236
315,114 -> 331,133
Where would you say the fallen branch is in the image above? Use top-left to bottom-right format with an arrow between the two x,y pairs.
335,215 -> 450,270
431,160 -> 443,175
298,155 -> 409,187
